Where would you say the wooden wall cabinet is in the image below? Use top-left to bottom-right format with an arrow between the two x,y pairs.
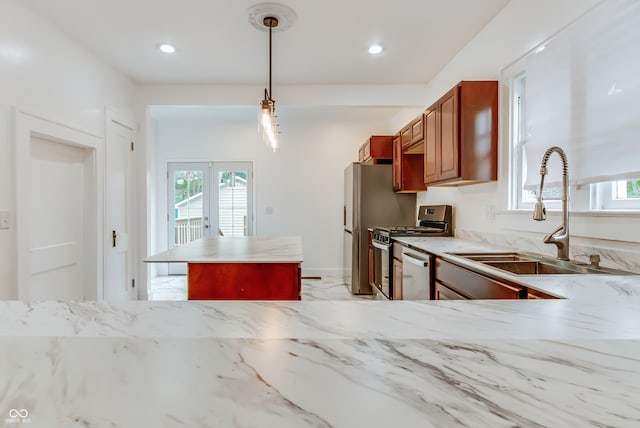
358,135 -> 393,164
424,81 -> 498,186
393,116 -> 427,193
401,115 -> 425,153
392,134 -> 402,190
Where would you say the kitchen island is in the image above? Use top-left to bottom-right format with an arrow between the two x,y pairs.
144,235 -> 303,300
2,237 -> 640,427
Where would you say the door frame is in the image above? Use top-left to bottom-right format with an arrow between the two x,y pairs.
104,107 -> 137,300
13,108 -> 104,300
166,161 -> 256,254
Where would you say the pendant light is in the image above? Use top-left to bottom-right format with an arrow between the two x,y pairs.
259,16 -> 279,152
249,3 -> 296,151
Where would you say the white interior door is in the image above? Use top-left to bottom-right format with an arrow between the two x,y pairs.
104,118 -> 135,300
27,137 -> 91,300
15,109 -> 102,301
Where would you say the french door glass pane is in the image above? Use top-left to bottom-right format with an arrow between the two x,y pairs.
217,170 -> 248,236
173,169 -> 204,245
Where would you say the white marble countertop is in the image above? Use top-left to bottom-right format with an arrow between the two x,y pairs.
144,235 -> 304,263
394,236 -> 640,301
3,237 -> 640,427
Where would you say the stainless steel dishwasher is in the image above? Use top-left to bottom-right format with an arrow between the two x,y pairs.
401,248 -> 432,300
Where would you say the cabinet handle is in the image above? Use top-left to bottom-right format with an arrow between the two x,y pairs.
403,253 -> 429,267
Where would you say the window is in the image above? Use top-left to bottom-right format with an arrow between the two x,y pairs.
510,74 -> 562,211
509,74 -> 640,212
507,0 -> 640,213
593,179 -> 640,210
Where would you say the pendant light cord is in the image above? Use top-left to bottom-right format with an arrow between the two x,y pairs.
269,21 -> 272,100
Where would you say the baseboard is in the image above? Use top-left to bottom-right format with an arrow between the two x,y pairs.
301,268 -> 344,279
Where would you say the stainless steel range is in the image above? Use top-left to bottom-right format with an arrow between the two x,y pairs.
372,205 -> 452,299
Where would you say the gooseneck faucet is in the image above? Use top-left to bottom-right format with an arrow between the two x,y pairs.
533,146 -> 570,260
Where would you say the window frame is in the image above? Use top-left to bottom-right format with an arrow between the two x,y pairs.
507,72 -> 635,213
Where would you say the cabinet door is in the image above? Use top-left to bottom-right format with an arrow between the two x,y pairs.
424,107 -> 438,184
411,115 -> 424,145
434,282 -> 467,300
363,140 -> 371,162
368,232 -> 375,287
435,258 -> 526,299
400,125 -> 412,150
392,136 -> 402,191
438,87 -> 459,181
392,258 -> 403,300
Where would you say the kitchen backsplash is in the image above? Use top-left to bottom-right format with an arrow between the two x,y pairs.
457,229 -> 640,274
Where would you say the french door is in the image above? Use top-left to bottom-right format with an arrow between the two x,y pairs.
167,162 -> 254,274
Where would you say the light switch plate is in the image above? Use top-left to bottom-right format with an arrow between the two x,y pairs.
0,210 -> 9,229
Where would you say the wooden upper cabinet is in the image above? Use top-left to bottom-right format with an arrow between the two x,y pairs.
359,136 -> 393,164
411,115 -> 424,145
438,88 -> 459,181
424,81 -> 498,186
401,114 -> 425,154
393,113 -> 427,193
392,134 -> 402,191
424,106 -> 438,184
400,126 -> 412,149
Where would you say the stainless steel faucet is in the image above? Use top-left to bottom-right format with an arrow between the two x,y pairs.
533,146 -> 570,260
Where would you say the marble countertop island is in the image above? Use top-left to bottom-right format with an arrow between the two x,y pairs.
144,235 -> 304,263
2,237 -> 640,427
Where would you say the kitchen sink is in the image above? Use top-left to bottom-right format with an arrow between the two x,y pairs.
451,252 -> 632,275
459,253 -> 533,262
483,261 -> 591,275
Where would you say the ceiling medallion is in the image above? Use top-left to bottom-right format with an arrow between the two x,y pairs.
247,2 -> 297,32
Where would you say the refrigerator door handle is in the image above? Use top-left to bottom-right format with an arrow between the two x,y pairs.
343,205 -> 346,227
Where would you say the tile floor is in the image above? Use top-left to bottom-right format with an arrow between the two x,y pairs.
148,275 -> 385,301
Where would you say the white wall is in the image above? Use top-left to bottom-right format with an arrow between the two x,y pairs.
402,0 -> 640,253
0,0 -> 136,299
150,106 -> 410,277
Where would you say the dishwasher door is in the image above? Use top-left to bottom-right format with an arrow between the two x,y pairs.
401,250 -> 432,300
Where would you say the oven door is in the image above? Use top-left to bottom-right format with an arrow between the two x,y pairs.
372,240 -> 391,299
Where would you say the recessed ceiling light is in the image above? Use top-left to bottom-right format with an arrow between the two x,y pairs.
159,44 -> 176,54
368,45 -> 383,55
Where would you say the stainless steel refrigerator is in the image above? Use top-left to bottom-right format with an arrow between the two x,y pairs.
343,163 -> 416,294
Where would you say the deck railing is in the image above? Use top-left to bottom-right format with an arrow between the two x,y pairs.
175,217 -> 203,245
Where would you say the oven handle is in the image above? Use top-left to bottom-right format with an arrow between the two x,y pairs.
403,253 -> 429,267
372,241 -> 391,251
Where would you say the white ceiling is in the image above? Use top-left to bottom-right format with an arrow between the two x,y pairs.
22,0 -> 510,86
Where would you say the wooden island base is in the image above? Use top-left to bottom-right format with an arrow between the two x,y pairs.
188,262 -> 301,300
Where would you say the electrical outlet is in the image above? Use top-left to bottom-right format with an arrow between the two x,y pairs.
0,210 -> 9,229
486,204 -> 496,222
